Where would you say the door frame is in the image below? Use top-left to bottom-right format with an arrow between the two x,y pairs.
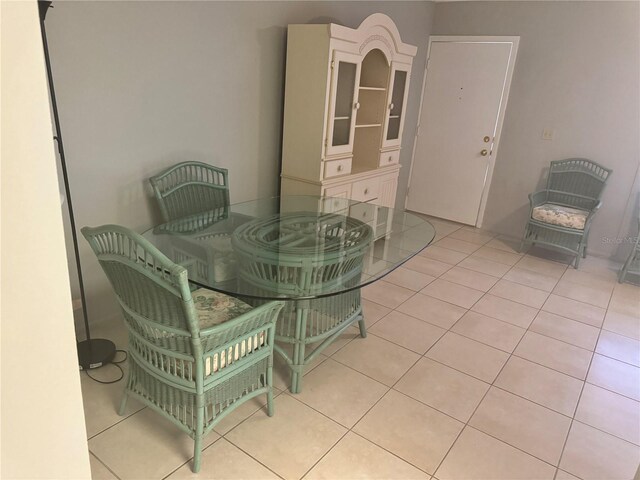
405,36 -> 519,227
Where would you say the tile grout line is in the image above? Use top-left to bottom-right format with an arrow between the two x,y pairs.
389,275 -> 621,342
212,437 -> 286,480
395,347 -> 640,447
222,393 -> 336,480
87,406 -> 148,441
277,351 -> 435,477
431,245 -> 630,473
570,418 -> 640,448
89,451 -> 122,480
222,315 -> 439,478
554,286 -> 614,477
295,252 -> 485,480
430,298 -> 555,478
295,387 -> 396,479
382,254 -> 558,477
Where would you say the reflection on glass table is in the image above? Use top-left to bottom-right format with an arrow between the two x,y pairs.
143,196 -> 435,392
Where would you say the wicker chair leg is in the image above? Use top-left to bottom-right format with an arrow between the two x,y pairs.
192,406 -> 205,473
357,316 -> 367,338
619,265 -> 629,283
573,252 -> 581,269
266,364 -> 275,417
289,301 -> 309,394
118,391 -> 129,416
520,235 -> 531,254
290,342 -> 306,394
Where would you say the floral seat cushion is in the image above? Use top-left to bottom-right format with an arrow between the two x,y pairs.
192,288 -> 252,329
531,203 -> 589,230
191,288 -> 264,376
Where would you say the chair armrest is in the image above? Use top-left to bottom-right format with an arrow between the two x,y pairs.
529,191 -> 548,209
585,200 -> 603,223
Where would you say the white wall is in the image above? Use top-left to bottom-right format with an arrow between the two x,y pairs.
46,0 -> 434,327
0,1 -> 91,478
432,1 -> 640,260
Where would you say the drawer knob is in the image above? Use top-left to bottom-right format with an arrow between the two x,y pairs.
388,156 -> 392,162
364,188 -> 369,195
337,165 -> 343,172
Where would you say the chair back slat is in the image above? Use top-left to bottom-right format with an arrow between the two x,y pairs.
150,162 -> 230,222
82,225 -> 200,352
547,158 -> 612,205
232,213 -> 372,296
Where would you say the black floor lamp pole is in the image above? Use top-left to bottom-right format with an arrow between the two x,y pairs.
39,1 -> 116,370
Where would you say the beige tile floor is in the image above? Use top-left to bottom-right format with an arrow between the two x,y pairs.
83,218 -> 640,480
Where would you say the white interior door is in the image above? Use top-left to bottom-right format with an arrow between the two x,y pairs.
406,38 -> 518,226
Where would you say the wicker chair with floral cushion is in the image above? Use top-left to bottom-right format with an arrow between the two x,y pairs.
82,224 -> 283,473
150,161 -> 230,222
521,158 -> 612,268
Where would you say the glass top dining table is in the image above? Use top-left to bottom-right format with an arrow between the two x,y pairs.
142,195 -> 436,301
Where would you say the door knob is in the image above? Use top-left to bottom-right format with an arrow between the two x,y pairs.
354,102 -> 360,110
480,149 -> 488,156
483,136 -> 491,143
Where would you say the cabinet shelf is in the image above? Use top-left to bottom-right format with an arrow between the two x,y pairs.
334,117 -> 350,121
389,115 -> 400,119
359,86 -> 386,91
355,123 -> 382,128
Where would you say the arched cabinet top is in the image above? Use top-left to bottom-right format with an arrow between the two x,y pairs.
329,13 -> 417,63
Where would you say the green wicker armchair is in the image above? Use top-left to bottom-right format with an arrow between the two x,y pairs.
521,158 -> 612,268
82,224 -> 283,473
150,161 -> 230,222
619,215 -> 640,283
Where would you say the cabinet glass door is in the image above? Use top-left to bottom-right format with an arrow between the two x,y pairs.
326,52 -> 361,157
382,64 -> 411,148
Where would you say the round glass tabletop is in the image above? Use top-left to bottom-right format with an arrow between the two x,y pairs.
142,195 -> 435,300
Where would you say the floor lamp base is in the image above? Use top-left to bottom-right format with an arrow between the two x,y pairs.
78,339 -> 116,370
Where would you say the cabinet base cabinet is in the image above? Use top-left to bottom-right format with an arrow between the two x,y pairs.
281,165 -> 400,209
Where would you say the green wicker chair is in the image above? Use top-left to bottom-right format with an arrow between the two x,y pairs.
150,161 -> 230,222
231,212 -> 373,393
619,215 -> 640,283
153,209 -> 251,286
521,158 -> 612,268
82,224 -> 283,473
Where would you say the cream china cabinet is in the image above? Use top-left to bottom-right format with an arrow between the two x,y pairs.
280,14 -> 417,213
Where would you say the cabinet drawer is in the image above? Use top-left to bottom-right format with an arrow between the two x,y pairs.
324,158 -> 352,179
379,150 -> 400,167
351,178 -> 379,202
322,184 -> 351,213
349,202 -> 377,226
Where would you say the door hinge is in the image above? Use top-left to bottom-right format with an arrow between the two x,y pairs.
330,60 -> 335,69
324,138 -> 328,147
